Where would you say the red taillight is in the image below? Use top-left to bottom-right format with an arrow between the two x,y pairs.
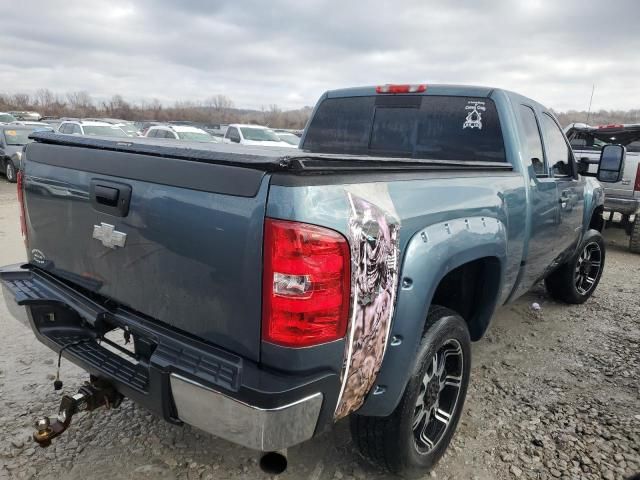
634,164 -> 640,192
262,218 -> 351,348
597,124 -> 624,129
376,84 -> 426,94
17,170 -> 27,244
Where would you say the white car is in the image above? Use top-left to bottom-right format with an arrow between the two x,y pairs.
223,124 -> 296,148
145,125 -> 221,142
274,130 -> 301,146
57,120 -> 129,138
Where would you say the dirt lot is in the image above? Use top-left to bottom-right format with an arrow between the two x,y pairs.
0,180 -> 638,480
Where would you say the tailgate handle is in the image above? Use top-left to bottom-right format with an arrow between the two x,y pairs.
94,185 -> 119,206
90,180 -> 132,217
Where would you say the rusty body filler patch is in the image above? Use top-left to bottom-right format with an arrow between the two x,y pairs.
334,185 -> 400,420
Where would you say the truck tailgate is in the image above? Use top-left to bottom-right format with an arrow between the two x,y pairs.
22,141 -> 269,361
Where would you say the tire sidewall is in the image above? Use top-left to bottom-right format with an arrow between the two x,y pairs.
5,161 -> 16,182
395,313 -> 471,473
568,229 -> 606,302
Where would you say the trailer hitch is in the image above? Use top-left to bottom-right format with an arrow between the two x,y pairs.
33,379 -> 123,447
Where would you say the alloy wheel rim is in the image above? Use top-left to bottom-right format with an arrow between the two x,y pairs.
412,338 -> 464,454
574,241 -> 602,295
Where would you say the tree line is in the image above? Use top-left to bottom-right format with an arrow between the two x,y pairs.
0,89 -> 312,129
1,89 -> 638,128
552,109 -> 640,128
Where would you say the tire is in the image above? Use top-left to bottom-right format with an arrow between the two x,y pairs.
4,160 -> 16,183
350,306 -> 471,476
544,229 -> 605,304
630,217 -> 640,254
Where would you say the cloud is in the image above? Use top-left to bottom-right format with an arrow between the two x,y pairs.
1,0 -> 638,110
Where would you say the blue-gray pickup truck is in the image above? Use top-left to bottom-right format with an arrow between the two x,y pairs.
0,84 -> 626,475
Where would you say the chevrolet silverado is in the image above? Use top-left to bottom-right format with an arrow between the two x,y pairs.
0,84 -> 626,475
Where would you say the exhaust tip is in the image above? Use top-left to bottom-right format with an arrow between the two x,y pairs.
259,451 -> 288,475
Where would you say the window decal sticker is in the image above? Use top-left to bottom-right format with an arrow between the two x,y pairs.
463,101 -> 486,130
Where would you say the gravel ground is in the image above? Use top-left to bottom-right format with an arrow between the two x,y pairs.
0,180 -> 638,480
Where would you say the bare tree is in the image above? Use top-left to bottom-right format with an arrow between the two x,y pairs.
65,91 -> 95,116
205,95 -> 235,123
0,89 -> 315,129
262,104 -> 282,127
10,93 -> 31,109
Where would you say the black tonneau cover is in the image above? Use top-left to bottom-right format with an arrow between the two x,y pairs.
30,131 -> 513,172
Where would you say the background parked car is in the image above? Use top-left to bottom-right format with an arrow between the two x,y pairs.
138,121 -> 162,136
9,111 -> 41,121
0,113 -> 17,124
223,124 -> 296,147
274,129 -> 301,146
57,120 -> 129,138
39,118 -> 64,130
145,124 -> 221,142
565,122 -> 640,252
0,125 -> 52,182
85,118 -> 142,137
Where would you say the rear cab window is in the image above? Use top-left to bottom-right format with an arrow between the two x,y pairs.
302,95 -> 506,162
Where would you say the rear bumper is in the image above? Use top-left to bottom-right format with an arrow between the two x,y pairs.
604,196 -> 640,216
1,264 -> 338,451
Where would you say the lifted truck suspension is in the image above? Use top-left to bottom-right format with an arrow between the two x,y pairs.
33,379 -> 123,447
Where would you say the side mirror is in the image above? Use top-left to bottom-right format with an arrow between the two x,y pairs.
232,136 -> 240,144
597,145 -> 625,183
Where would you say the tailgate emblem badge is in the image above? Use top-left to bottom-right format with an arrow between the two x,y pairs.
93,223 -> 127,249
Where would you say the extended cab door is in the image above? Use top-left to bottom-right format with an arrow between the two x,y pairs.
540,113 -> 584,257
517,105 -> 562,288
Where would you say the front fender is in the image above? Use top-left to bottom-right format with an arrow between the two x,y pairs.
357,215 -> 507,416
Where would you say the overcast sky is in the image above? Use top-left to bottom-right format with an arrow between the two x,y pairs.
1,0 -> 638,111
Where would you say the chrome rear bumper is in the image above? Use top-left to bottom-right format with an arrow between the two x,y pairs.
170,374 -> 323,451
1,265 -> 328,453
1,281 -> 30,328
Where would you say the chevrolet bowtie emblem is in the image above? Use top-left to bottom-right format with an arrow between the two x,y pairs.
92,223 -> 127,249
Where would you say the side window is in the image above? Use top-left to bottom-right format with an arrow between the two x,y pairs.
227,127 -> 240,143
147,129 -> 157,138
72,124 -> 82,134
59,124 -> 70,134
518,105 -> 546,176
541,114 -> 573,177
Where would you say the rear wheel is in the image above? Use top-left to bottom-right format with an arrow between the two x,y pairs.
4,160 -> 16,183
545,229 -> 605,304
630,217 -> 640,254
350,306 -> 471,476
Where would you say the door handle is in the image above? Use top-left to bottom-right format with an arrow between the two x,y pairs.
559,190 -> 571,209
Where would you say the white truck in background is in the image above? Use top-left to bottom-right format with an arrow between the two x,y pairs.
566,123 -> 640,252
